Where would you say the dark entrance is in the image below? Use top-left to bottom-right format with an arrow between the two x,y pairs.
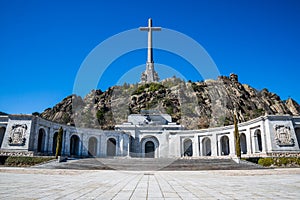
52,132 -> 58,155
240,133 -> 247,154
70,135 -> 80,156
107,138 -> 116,157
0,127 -> 6,148
37,129 -> 45,153
220,135 -> 230,155
255,130 -> 262,152
183,139 -> 193,157
296,128 -> 300,148
145,141 -> 155,158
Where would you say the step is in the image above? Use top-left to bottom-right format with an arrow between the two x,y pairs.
34,157 -> 265,171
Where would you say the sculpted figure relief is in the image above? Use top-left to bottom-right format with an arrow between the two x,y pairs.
273,125 -> 294,146
8,124 -> 27,146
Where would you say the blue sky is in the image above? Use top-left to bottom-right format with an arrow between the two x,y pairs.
0,0 -> 300,114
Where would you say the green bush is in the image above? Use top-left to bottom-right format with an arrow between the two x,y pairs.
149,83 -> 164,92
4,156 -> 54,167
257,157 -> 300,167
258,157 -> 274,166
132,83 -> 165,95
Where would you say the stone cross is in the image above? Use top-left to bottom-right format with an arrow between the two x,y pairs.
139,18 -> 161,63
139,18 -> 161,83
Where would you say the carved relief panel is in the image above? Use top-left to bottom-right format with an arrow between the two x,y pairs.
273,125 -> 294,146
8,124 -> 27,146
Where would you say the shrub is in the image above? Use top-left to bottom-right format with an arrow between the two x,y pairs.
257,157 -> 300,167
4,156 -> 54,167
258,157 -> 274,166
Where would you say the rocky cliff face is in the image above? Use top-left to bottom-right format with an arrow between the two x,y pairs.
40,74 -> 300,130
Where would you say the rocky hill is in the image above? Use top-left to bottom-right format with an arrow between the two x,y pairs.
40,74 -> 300,130
0,111 -> 8,115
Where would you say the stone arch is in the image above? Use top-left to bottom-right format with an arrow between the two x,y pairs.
220,135 -> 230,155
37,128 -> 46,153
88,137 -> 98,157
141,136 -> 159,158
183,138 -> 193,157
107,138 -> 116,157
254,129 -> 262,152
52,132 -> 58,155
295,128 -> 300,148
0,127 -> 6,148
202,137 -> 211,156
70,134 -> 80,156
240,133 -> 247,154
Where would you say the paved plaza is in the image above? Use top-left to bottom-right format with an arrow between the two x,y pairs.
0,167 -> 300,199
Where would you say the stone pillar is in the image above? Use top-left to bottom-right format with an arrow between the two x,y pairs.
96,135 -> 101,157
64,130 -> 70,156
79,133 -> 83,157
246,128 -> 252,155
101,135 -> 106,157
193,135 -> 199,157
47,127 -> 54,155
116,136 -> 121,156
44,128 -> 49,153
119,135 -> 123,156
229,132 -> 236,156
61,130 -> 66,156
198,136 -> 202,156
211,134 -> 218,157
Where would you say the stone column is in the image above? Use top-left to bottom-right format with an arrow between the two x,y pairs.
97,135 -> 101,157
119,135 -> 123,156
61,130 -> 66,156
79,133 -> 83,157
217,136 -> 222,156
64,130 -> 70,156
229,132 -> 236,156
47,127 -> 53,155
116,136 -> 121,156
193,135 -> 199,157
246,128 -> 252,155
44,127 -> 49,153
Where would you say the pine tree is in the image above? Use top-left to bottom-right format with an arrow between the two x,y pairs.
234,113 -> 241,158
55,127 -> 63,159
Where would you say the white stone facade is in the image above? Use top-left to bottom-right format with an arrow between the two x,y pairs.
0,114 -> 300,158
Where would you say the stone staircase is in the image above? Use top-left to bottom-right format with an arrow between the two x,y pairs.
34,157 -> 265,171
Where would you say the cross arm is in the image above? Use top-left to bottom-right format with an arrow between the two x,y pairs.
139,27 -> 149,31
139,27 -> 162,31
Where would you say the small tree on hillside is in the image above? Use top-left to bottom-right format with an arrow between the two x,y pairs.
55,127 -> 63,159
234,113 -> 241,158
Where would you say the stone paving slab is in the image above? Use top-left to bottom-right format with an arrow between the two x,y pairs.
0,167 -> 299,199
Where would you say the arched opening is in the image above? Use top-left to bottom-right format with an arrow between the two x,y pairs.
0,127 -> 6,148
220,135 -> 230,155
295,128 -> 300,148
88,137 -> 98,157
37,128 -> 46,153
142,137 -> 159,158
202,137 -> 211,156
70,135 -> 80,156
145,141 -> 155,158
255,130 -> 262,152
107,138 -> 116,157
183,139 -> 193,157
52,132 -> 58,155
240,133 -> 247,154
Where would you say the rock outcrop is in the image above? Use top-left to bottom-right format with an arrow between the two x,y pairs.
40,74 -> 300,130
